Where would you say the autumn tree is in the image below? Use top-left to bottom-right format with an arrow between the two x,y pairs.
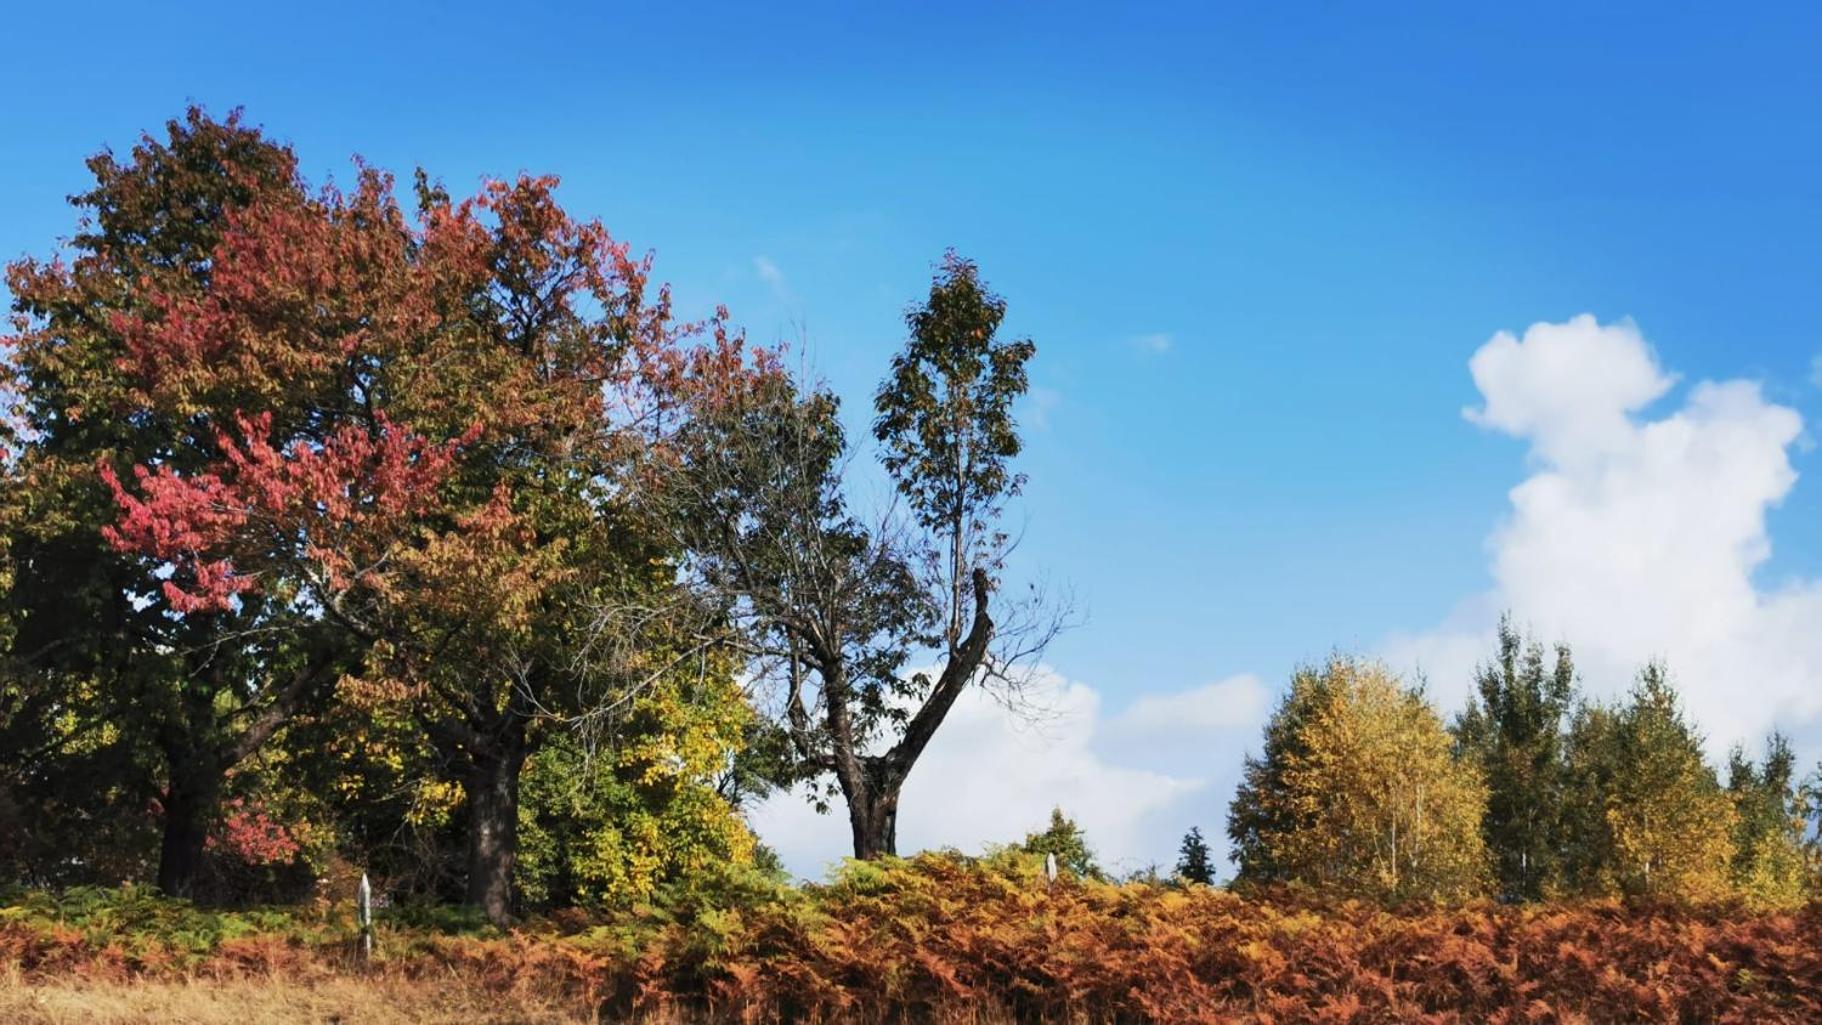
1727,734 -> 1807,909
1229,656 -> 1488,903
1175,826 -> 1214,885
515,665 -> 759,909
662,253 -> 1056,860
15,110 -> 764,919
1559,663 -> 1735,902
1452,616 -> 1576,901
2,109 -> 358,896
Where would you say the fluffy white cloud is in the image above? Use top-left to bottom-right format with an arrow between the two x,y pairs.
1387,315 -> 1822,752
1106,674 -> 1270,737
747,668 -> 1212,880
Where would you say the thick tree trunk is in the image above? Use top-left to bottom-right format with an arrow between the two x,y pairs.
462,743 -> 527,926
156,769 -> 220,898
847,779 -> 900,860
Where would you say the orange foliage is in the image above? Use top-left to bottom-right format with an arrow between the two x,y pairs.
6,857 -> 1822,1023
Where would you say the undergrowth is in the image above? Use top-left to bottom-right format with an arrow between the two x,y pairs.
6,853 -> 1822,1024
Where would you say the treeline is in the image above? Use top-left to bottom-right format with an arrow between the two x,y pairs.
3,108 -> 1818,926
0,108 -> 1051,923
1225,621 -> 1820,908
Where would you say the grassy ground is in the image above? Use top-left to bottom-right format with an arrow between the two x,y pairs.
0,970 -> 609,1025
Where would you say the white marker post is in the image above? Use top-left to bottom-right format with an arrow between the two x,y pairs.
356,873 -> 373,961
1045,852 -> 1058,889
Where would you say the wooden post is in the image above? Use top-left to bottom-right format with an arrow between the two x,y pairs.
357,873 -> 373,961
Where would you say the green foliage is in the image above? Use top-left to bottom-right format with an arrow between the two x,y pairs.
873,250 -> 1035,649
1174,827 -> 1214,885
1021,807 -> 1102,880
514,672 -> 759,911
1727,734 -> 1809,909
1452,616 -> 1576,901
1560,663 -> 1736,902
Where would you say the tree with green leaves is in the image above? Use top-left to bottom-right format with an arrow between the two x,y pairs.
1452,616 -> 1576,901
664,253 -> 1057,860
1022,807 -> 1101,880
1560,663 -> 1735,902
874,251 -> 1036,659
1727,733 -> 1808,909
1175,826 -> 1214,885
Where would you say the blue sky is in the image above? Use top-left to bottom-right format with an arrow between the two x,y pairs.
6,2 -> 1822,874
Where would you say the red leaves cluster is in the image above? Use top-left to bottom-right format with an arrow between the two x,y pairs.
100,413 -> 474,612
205,798 -> 303,867
90,156 -> 767,621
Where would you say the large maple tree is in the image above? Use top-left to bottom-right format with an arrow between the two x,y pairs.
6,110 -> 761,918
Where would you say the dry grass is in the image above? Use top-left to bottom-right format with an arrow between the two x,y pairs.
0,968 -> 613,1025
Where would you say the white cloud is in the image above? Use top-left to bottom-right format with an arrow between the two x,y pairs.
752,256 -> 789,299
1129,332 -> 1173,355
1388,315 -> 1822,752
1107,674 -> 1270,737
747,668 -> 1211,880
1463,315 -> 1675,466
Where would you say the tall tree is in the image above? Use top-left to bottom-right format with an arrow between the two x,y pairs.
663,253 -> 1054,860
1452,616 -> 1575,901
80,135 -> 758,920
2,109 -> 354,897
1559,663 -> 1735,902
1229,655 -> 1488,903
1175,826 -> 1214,885
873,251 -> 1036,659
1727,733 -> 1808,909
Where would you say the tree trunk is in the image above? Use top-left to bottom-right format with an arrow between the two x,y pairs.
842,754 -> 905,860
156,769 -> 220,898
847,782 -> 900,860
463,743 -> 527,926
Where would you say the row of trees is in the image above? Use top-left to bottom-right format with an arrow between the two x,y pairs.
0,109 -> 1051,922
1227,622 -> 1820,906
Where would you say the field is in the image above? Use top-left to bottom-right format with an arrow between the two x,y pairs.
6,854 -> 1822,1024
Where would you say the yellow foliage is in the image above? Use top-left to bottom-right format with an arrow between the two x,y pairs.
1232,655 -> 1488,903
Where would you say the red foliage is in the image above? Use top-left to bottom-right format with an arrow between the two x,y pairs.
205,798 -> 303,867
99,412 -> 473,612
92,160 -> 769,622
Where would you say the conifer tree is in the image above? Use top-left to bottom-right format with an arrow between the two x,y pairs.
1561,663 -> 1735,902
1452,616 -> 1575,901
1022,807 -> 1101,879
1175,826 -> 1214,885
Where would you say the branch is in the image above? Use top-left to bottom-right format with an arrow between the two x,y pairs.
886,566 -> 993,777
